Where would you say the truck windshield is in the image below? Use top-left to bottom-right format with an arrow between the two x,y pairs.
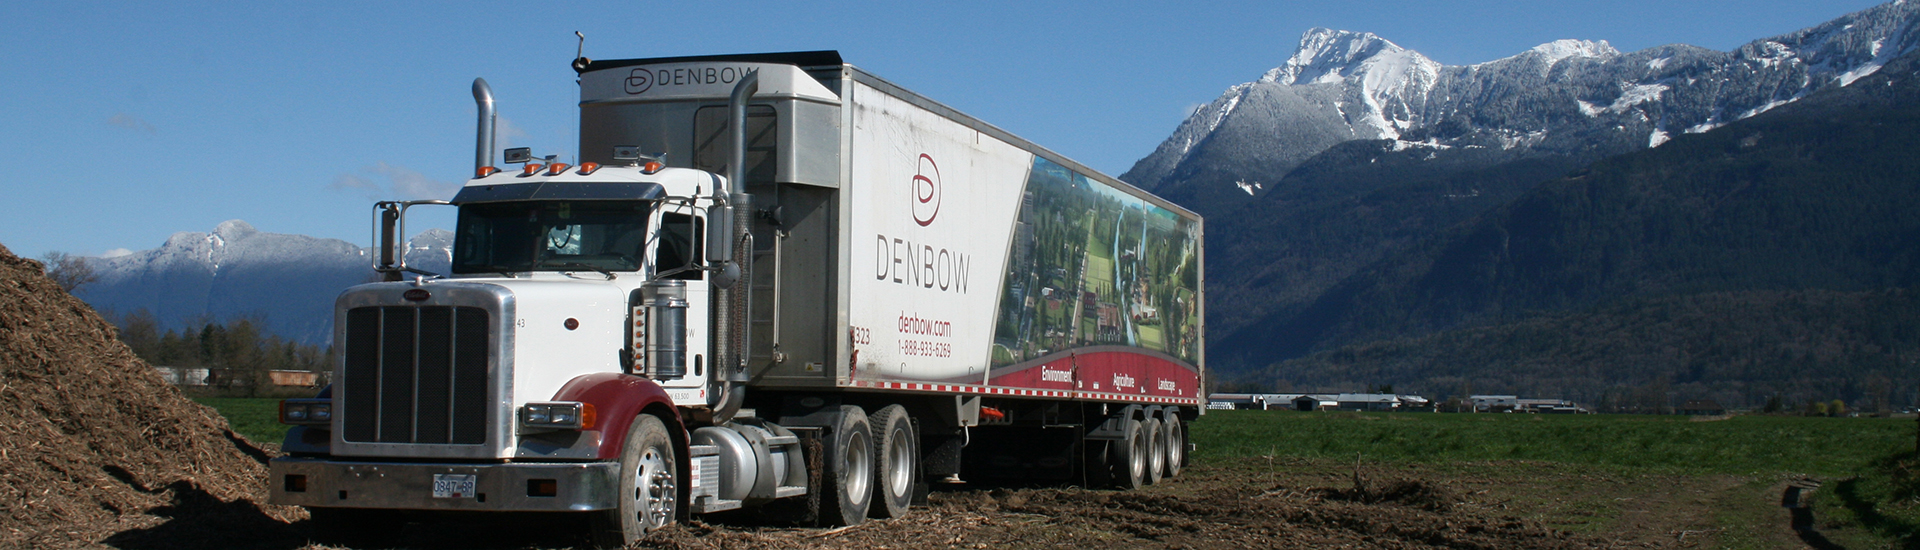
452,201 -> 651,274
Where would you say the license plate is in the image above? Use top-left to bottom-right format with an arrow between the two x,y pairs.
432,474 -> 477,498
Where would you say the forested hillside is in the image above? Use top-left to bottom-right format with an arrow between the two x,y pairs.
1265,289 -> 1919,412
1242,47 -> 1920,408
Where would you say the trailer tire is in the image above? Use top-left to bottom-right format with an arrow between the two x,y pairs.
590,414 -> 678,548
819,405 -> 873,526
868,404 -> 916,519
1163,413 -> 1185,478
1143,417 -> 1165,485
1110,418 -> 1147,490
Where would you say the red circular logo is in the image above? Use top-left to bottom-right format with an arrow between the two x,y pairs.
912,153 -> 941,226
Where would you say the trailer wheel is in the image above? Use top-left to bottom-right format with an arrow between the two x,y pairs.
591,414 -> 677,548
1163,413 -> 1185,478
819,405 -> 873,526
1109,418 -> 1147,490
1143,417 -> 1165,485
868,404 -> 916,519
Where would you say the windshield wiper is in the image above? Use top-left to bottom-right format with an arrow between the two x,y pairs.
537,261 -> 616,280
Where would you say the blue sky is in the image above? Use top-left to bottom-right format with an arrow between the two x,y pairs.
0,0 -> 1886,260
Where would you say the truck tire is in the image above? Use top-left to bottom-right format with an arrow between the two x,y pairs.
819,405 -> 873,526
1143,417 -> 1165,485
868,404 -> 916,519
590,414 -> 678,548
1109,418 -> 1147,490
1163,413 -> 1185,478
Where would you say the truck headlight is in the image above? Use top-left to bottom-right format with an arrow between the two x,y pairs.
520,402 -> 595,431
279,398 -> 332,426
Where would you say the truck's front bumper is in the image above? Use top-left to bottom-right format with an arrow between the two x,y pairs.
269,457 -> 619,512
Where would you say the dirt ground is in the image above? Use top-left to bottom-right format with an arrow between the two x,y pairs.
0,242 -> 1814,550
47,455 -> 1811,550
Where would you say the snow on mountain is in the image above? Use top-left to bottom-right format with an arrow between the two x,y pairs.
1123,1 -> 1920,207
77,221 -> 452,344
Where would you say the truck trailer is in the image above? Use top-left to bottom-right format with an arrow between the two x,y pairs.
268,50 -> 1204,547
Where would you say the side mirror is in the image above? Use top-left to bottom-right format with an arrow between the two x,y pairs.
376,203 -> 403,282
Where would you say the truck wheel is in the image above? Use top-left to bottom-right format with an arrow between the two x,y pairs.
1163,413 -> 1185,478
591,414 -> 678,548
819,405 -> 873,526
868,404 -> 916,519
1143,417 -> 1165,485
1109,418 -> 1147,490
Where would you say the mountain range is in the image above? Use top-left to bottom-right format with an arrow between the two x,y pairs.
1119,1 -> 1920,399
76,220 -> 449,344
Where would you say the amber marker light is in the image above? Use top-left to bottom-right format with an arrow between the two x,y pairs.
546,163 -> 571,176
476,166 -> 499,177
577,162 -> 600,175
642,161 -> 663,174
522,163 -> 544,176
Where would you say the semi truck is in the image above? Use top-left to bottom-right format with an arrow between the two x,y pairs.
268,50 -> 1204,547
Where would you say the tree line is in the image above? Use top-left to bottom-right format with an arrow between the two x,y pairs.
111,309 -> 332,397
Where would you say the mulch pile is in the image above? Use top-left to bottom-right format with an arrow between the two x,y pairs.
0,244 -> 297,548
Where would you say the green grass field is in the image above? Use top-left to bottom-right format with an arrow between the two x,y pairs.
1190,410 -> 1918,547
194,397 -> 290,445
1191,410 -> 1911,476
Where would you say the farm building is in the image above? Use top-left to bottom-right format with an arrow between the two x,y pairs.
1209,393 -> 1432,412
152,366 -> 209,386
1466,396 -> 1512,411
1518,399 -> 1588,414
1206,393 -> 1263,410
1334,393 -> 1400,412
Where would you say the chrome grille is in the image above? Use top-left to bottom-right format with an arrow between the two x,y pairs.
341,306 -> 491,444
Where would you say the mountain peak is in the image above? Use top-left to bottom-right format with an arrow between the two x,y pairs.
212,219 -> 258,242
1528,39 -> 1619,65
1264,28 -> 1431,86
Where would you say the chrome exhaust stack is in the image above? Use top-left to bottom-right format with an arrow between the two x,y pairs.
473,78 -> 497,175
710,70 -> 758,424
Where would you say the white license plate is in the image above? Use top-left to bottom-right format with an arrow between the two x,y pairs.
432,474 -> 477,498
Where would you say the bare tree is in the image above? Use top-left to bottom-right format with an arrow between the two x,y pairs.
40,251 -> 98,293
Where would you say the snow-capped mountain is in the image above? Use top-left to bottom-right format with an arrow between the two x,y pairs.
78,220 -> 452,344
1124,0 -> 1920,210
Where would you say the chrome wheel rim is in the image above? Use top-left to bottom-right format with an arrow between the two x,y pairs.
844,430 -> 872,500
636,446 -> 675,530
885,428 -> 913,498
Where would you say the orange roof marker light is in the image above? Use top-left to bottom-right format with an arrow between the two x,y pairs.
475,166 -> 500,177
611,145 -> 665,173
521,163 -> 544,176
576,162 -> 600,175
546,163 -> 571,176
